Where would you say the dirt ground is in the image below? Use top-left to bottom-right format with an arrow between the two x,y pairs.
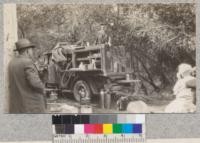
46,92 -> 172,113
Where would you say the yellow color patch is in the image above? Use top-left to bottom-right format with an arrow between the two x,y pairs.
103,124 -> 113,134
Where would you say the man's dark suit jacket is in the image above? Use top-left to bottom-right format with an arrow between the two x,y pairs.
8,55 -> 46,113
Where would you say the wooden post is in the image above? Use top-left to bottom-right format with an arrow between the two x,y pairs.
3,4 -> 18,113
72,52 -> 76,68
101,45 -> 107,75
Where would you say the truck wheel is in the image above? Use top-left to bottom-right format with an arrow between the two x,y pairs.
73,80 -> 91,102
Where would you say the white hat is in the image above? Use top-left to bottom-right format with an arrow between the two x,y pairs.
177,63 -> 192,79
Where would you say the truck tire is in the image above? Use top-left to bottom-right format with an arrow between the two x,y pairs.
73,80 -> 91,102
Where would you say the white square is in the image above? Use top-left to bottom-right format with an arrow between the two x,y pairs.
117,114 -> 127,123
126,114 -> 135,123
135,115 -> 145,123
74,124 -> 84,134
52,125 -> 56,134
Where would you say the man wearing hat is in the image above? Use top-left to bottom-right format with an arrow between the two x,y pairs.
8,39 -> 46,113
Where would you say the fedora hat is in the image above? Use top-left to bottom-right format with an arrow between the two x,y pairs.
14,39 -> 35,51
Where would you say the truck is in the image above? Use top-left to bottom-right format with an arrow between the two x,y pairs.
41,42 -> 139,105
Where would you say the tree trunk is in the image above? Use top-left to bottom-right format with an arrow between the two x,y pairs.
137,57 -> 160,91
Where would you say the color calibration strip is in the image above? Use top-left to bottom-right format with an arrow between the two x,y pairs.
52,115 -> 145,143
53,123 -> 142,134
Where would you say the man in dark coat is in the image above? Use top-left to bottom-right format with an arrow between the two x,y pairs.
8,39 -> 46,113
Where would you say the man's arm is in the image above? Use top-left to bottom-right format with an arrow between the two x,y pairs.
24,62 -> 45,93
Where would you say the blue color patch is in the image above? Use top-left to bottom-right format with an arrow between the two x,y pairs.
133,124 -> 142,133
122,124 -> 133,133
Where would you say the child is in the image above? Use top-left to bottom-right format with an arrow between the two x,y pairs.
165,63 -> 196,113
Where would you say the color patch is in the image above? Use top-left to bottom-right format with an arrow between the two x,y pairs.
117,114 -> 126,123
81,115 -> 90,124
133,124 -> 142,133
122,124 -> 133,133
126,114 -> 135,123
101,115 -> 110,123
103,124 -> 113,134
74,124 -> 84,134
55,124 -> 65,134
84,124 -> 95,134
62,115 -> 71,124
135,115 -> 145,123
108,115 -> 117,123
65,124 -> 74,134
52,116 -> 62,124
93,124 -> 103,134
96,115 -> 104,123
52,125 -> 56,134
113,124 -> 122,134
72,115 -> 81,124
90,115 -> 99,124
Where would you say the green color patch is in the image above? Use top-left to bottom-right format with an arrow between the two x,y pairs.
113,124 -> 122,134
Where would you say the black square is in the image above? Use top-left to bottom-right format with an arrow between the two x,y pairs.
72,115 -> 81,124
80,115 -> 90,124
55,124 -> 65,134
62,115 -> 72,124
52,115 -> 62,124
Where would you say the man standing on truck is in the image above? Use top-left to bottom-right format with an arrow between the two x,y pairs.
96,24 -> 111,45
8,39 -> 46,113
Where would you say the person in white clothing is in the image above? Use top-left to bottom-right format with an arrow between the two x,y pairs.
165,63 -> 196,113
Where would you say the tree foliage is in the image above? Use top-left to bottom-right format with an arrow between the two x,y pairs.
17,4 -> 196,95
